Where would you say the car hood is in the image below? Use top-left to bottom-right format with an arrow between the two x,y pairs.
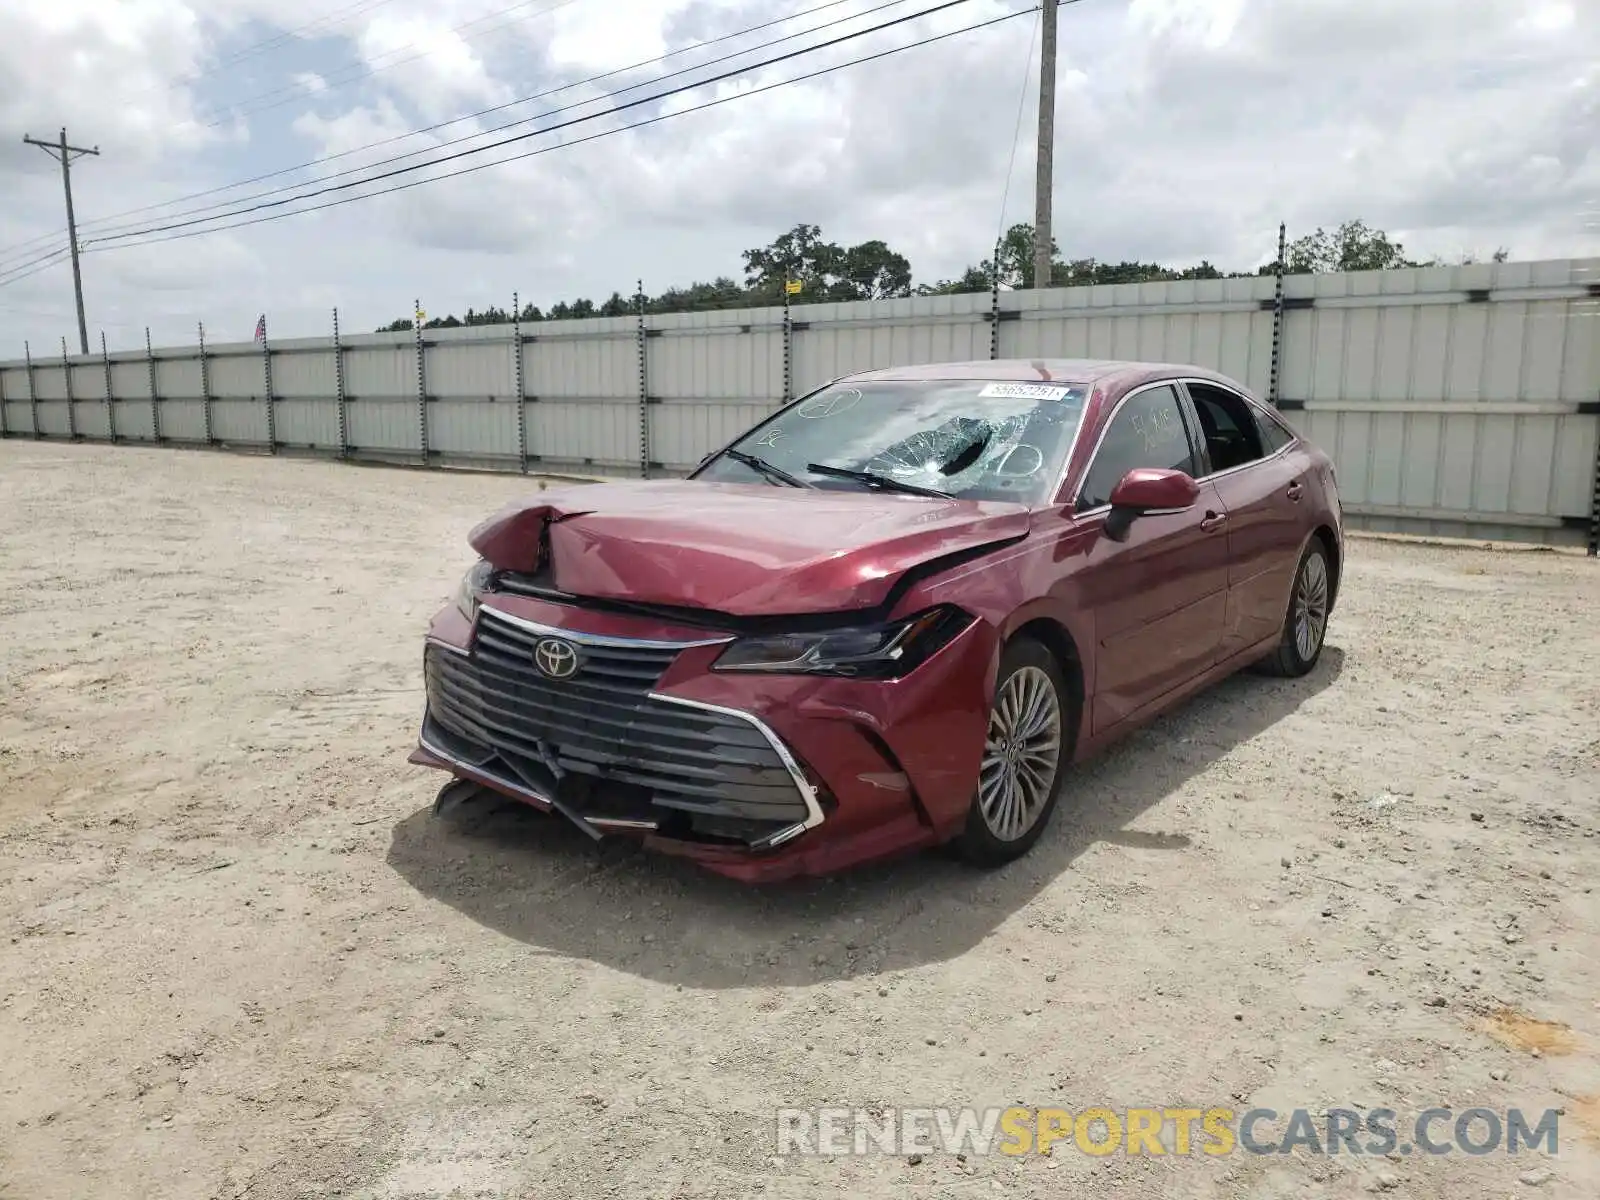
467,479 -> 1031,616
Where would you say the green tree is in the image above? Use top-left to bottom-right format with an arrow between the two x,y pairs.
836,239 -> 912,300
742,222 -> 838,300
742,224 -> 913,302
1285,219 -> 1423,273
646,276 -> 750,313
373,216 -> 1438,331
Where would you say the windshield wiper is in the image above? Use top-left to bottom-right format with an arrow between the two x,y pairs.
723,449 -> 813,488
805,463 -> 954,499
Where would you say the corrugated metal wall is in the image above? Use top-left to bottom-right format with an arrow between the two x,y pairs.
4,258 -> 1596,546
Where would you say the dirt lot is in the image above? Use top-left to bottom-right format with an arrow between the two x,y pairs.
1,439 -> 1597,1200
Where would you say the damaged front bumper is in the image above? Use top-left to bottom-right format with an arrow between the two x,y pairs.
410,593 -> 987,882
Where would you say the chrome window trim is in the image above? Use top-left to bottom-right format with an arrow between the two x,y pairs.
1179,378 -> 1297,482
647,690 -> 826,848
477,603 -> 734,650
1069,375 -> 1298,517
1067,379 -> 1197,515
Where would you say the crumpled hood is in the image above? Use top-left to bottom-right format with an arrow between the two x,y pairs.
467,479 -> 1031,615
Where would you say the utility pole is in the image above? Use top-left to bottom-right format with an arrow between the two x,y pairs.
23,127 -> 100,355
1032,0 -> 1058,292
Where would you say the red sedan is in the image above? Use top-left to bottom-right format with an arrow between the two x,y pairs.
411,359 -> 1342,881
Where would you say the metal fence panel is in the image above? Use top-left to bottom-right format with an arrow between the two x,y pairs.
210,397 -> 269,443
159,399 -> 208,442
0,365 -> 27,405
2,402 -> 30,433
530,399 -> 638,470
429,398 -> 518,457
206,353 -> 261,399
69,363 -> 100,402
31,362 -> 65,400
648,323 -> 784,401
346,345 -> 411,400
427,341 -> 514,399
112,399 -> 154,440
74,396 -> 112,439
151,354 -> 202,399
34,401 -> 71,436
348,399 -> 422,454
527,330 -> 637,400
650,400 -> 773,473
271,349 -> 335,400
793,297 -> 993,393
275,399 -> 338,447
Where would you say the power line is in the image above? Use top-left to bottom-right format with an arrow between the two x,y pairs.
0,0 -> 580,268
75,0 -> 913,244
86,5 -> 1037,254
0,248 -> 72,289
0,0 -> 867,266
84,0 -> 986,249
0,242 -> 73,283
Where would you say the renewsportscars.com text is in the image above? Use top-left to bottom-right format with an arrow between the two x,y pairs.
776,1106 -> 1562,1158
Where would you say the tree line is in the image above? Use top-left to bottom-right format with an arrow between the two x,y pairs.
379,219 -> 1509,331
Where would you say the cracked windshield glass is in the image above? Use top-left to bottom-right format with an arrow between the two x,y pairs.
699,379 -> 1089,503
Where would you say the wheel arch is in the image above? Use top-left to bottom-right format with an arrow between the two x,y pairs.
1310,523 -> 1341,609
1006,615 -> 1086,754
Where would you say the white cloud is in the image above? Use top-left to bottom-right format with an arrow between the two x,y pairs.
1,0 -> 1596,353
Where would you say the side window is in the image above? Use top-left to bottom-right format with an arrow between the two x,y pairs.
1188,383 -> 1267,473
1078,385 -> 1197,509
1253,405 -> 1297,454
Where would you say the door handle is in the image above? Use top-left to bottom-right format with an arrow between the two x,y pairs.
1199,510 -> 1227,532
1286,481 -> 1304,502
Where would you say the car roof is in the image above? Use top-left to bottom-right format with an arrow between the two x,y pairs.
841,358 -> 1250,398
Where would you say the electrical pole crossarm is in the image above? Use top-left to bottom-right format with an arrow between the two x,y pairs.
22,134 -> 100,158
23,127 -> 99,356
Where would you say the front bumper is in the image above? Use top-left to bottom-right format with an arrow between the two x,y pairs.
410,593 -> 996,881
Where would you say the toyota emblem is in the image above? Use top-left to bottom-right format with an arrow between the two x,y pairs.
532,637 -> 580,680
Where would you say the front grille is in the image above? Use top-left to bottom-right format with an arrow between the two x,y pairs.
424,608 -> 812,833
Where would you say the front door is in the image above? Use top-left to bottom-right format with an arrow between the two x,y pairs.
1066,383 -> 1231,734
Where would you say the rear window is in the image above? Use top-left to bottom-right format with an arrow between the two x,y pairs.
1254,406 -> 1298,454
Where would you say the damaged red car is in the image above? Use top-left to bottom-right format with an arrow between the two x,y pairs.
410,359 -> 1343,881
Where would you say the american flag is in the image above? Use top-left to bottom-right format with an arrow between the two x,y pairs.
253,314 -> 266,344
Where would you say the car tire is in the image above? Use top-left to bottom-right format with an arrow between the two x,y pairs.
1258,540 -> 1332,678
955,637 -> 1073,868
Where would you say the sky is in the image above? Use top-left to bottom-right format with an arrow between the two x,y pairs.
0,0 -> 1595,354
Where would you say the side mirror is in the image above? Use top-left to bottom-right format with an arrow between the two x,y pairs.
1103,468 -> 1199,542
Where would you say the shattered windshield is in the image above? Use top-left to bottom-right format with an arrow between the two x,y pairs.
696,379 -> 1089,504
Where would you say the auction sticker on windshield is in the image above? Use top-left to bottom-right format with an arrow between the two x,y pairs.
978,382 -> 1082,401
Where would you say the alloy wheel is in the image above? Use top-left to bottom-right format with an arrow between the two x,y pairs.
1294,551 -> 1330,662
978,665 -> 1063,842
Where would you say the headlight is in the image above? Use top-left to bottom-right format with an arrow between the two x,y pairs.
712,606 -> 972,678
453,559 -> 494,620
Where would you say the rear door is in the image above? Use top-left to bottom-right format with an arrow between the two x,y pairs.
1180,380 -> 1311,659
1066,382 -> 1231,734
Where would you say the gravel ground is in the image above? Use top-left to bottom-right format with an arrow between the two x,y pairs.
1,439 -> 1597,1200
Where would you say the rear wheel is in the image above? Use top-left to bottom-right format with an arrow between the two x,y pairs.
1258,541 -> 1331,677
955,638 -> 1071,867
